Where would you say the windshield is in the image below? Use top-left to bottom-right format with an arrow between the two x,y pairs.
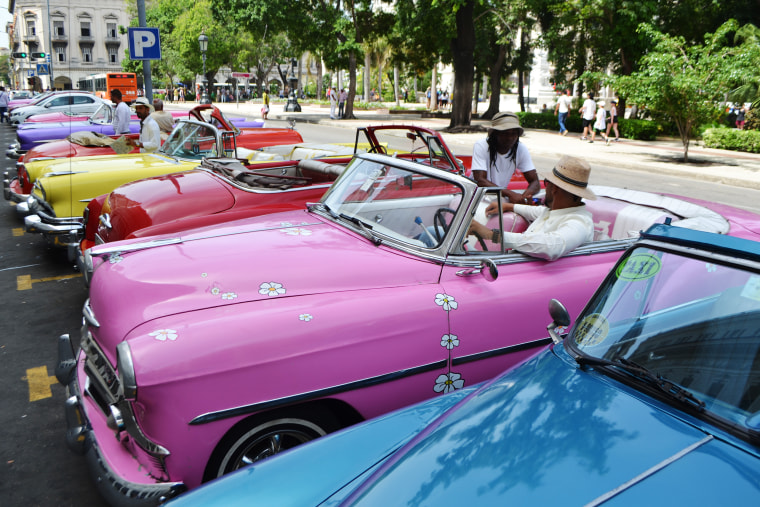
320,157 -> 465,249
161,122 -> 218,160
90,103 -> 113,124
568,245 -> 760,430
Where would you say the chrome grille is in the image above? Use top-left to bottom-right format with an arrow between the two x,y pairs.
80,322 -> 120,407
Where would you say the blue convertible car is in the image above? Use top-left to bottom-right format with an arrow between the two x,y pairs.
167,223 -> 760,506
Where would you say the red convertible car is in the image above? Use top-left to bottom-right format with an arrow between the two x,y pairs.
3,105 -> 300,204
77,125 -> 491,270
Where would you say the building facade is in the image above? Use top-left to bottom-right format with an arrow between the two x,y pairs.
7,0 -> 131,91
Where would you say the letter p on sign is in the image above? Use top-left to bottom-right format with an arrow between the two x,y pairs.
128,27 -> 162,60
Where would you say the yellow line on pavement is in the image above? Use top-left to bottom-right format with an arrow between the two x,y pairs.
12,227 -> 24,236
25,365 -> 58,401
17,273 -> 82,291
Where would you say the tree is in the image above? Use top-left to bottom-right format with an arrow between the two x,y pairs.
604,20 -> 760,161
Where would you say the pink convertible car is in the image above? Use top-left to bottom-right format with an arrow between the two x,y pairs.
57,151 -> 760,504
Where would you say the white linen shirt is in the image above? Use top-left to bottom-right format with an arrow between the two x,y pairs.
113,101 -> 132,134
138,116 -> 161,153
581,98 -> 596,121
501,204 -> 594,261
557,94 -> 572,114
471,139 -> 535,188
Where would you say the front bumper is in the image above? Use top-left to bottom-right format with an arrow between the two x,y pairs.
23,212 -> 83,248
56,333 -> 186,506
6,142 -> 24,160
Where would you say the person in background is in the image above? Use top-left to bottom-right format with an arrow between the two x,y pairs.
111,89 -> 131,134
590,101 -> 607,144
468,155 -> 596,261
554,89 -> 572,136
736,105 -> 747,130
339,88 -> 347,118
472,111 -> 540,204
329,87 -> 338,119
579,92 -> 596,141
0,87 -> 9,124
127,97 -> 160,153
605,99 -> 621,144
150,99 -> 175,138
261,90 -> 270,120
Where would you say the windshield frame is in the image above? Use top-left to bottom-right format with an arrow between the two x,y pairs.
159,119 -> 222,160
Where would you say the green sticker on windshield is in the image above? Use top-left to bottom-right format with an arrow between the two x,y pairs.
575,313 -> 609,347
616,253 -> 661,281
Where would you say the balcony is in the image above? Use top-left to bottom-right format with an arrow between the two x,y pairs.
52,32 -> 68,43
22,34 -> 39,44
79,35 -> 94,44
104,35 -> 121,47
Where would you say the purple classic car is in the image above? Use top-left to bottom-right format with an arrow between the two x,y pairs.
57,152 -> 760,505
7,102 -> 264,157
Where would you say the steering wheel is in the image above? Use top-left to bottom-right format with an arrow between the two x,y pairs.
470,229 -> 489,251
433,208 -> 457,242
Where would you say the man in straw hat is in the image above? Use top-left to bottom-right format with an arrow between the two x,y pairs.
469,155 -> 596,261
472,111 -> 540,205
128,97 -> 161,153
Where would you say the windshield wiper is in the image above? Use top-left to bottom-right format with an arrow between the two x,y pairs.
575,354 -> 706,412
306,203 -> 382,246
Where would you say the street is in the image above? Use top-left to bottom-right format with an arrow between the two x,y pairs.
1,114 -> 760,506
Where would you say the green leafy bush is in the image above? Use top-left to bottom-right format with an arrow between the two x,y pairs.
514,112 -> 659,140
702,127 -> 760,153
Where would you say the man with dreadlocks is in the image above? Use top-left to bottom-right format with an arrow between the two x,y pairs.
471,112 -> 540,205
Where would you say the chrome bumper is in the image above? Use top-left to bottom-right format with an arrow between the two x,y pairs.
6,142 -> 23,160
56,334 -> 186,507
24,213 -> 83,248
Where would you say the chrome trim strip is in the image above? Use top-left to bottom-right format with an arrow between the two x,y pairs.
190,359 -> 450,425
584,436 -> 714,507
83,299 -> 100,328
451,337 -> 552,366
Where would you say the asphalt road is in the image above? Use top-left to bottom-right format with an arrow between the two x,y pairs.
2,118 -> 760,507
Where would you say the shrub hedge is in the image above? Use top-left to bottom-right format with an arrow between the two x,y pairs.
702,128 -> 760,153
514,112 -> 659,140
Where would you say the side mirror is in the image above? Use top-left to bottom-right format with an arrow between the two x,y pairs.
547,299 -> 571,344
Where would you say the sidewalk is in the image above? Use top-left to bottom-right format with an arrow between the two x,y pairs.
168,100 -> 760,190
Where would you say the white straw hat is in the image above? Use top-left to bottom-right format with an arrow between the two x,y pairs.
543,155 -> 597,200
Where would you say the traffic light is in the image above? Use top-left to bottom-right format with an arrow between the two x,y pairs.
31,52 -> 46,59
12,52 -> 27,58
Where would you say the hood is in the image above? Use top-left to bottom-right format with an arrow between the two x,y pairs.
25,112 -> 88,123
88,210 -> 441,347
24,140 -> 115,161
107,170 -> 235,231
28,152 -> 181,181
17,119 -> 94,130
342,346 -> 760,505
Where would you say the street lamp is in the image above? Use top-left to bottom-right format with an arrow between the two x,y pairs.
198,30 -> 211,104
284,58 -> 301,112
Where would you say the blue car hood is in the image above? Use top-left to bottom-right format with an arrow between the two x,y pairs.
343,346 -> 760,505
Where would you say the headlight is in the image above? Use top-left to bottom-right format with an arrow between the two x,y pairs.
116,342 -> 137,400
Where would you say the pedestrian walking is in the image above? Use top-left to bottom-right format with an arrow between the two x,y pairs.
590,101 -> 607,144
261,90 -> 270,120
329,87 -> 338,119
579,92 -> 596,140
554,89 -> 572,136
605,99 -> 620,144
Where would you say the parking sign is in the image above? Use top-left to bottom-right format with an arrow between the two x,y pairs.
128,27 -> 162,60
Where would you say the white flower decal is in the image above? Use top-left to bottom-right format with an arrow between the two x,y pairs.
282,227 -> 312,236
150,329 -> 178,342
435,293 -> 458,311
260,282 -> 286,297
299,313 -> 313,322
434,372 -> 464,393
211,287 -> 221,295
221,292 -> 238,300
440,334 -> 459,350
280,221 -> 294,227
108,253 -> 123,264
201,273 -> 208,278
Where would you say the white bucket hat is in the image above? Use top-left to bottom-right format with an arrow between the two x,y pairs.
543,155 -> 597,200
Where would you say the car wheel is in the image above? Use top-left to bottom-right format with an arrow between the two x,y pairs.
204,408 -> 339,481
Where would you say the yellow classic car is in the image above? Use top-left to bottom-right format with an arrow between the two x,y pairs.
19,118 -> 304,248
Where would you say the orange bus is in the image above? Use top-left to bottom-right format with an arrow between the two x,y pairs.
77,73 -> 138,101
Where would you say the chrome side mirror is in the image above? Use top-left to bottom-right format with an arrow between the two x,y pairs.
547,298 -> 571,344
455,258 -> 498,282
